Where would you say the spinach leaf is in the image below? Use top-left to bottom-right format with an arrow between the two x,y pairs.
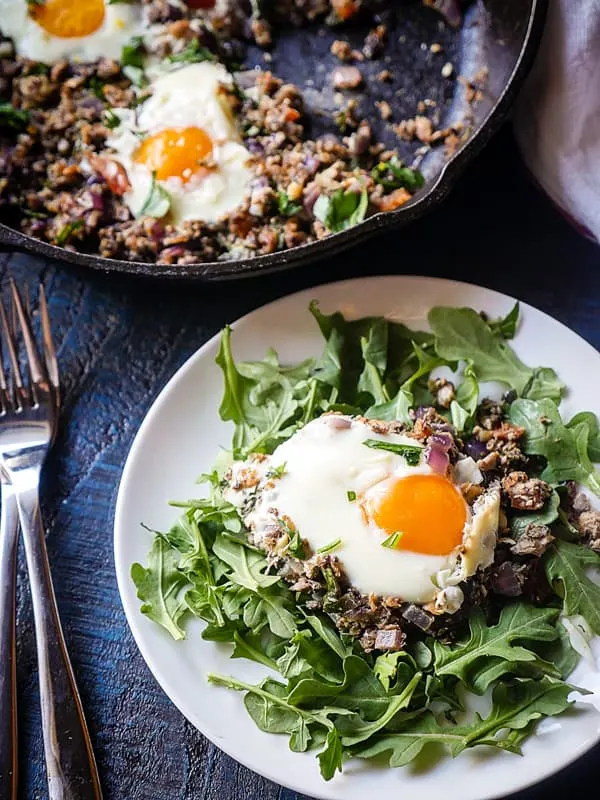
428,306 -> 533,394
138,171 -> 171,218
167,39 -> 215,64
313,188 -> 368,232
131,535 -> 188,640
510,490 -> 560,538
567,411 -> 600,461
509,398 -> 600,496
0,102 -> 30,130
277,190 -> 302,218
432,604 -> 560,688
544,539 -> 600,634
370,158 -> 424,193
450,362 -> 478,432
363,439 -> 423,465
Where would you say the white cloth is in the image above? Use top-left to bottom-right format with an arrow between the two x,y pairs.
514,0 -> 600,241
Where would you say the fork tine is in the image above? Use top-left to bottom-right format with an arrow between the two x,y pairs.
38,284 -> 59,394
10,279 -> 46,388
0,296 -> 24,396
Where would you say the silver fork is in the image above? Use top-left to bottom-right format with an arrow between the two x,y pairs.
0,282 -> 102,800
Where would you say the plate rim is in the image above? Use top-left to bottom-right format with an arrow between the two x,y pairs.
114,274 -> 600,799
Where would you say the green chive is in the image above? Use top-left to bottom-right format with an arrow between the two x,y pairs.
381,531 -> 404,549
317,539 -> 342,554
347,490 -> 356,502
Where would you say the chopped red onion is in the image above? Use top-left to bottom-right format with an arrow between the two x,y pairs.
430,432 -> 453,451
464,437 -> 487,461
426,443 -> 450,475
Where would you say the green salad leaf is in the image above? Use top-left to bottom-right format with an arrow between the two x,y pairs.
487,302 -> 520,339
511,490 -> 560,538
432,604 -> 560,689
510,398 -> 600,496
313,188 -> 368,233
131,536 -> 188,640
544,540 -> 600,635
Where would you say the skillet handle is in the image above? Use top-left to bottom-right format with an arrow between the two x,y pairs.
0,225 -> 26,252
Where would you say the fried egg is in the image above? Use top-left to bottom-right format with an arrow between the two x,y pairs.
105,62 -> 253,226
1,0 -> 144,63
226,415 -> 500,612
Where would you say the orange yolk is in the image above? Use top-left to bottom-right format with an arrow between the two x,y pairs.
32,0 -> 105,38
134,127 -> 213,182
367,474 -> 467,556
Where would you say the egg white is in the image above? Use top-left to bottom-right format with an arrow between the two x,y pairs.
226,415 -> 500,609
0,0 -> 144,63
105,62 -> 253,226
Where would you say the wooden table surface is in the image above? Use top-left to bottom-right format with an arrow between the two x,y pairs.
4,126 -> 600,799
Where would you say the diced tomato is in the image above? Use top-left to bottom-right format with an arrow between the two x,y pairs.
331,0 -> 359,21
185,0 -> 216,9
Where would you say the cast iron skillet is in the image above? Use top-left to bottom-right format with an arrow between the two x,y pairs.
0,0 -> 547,281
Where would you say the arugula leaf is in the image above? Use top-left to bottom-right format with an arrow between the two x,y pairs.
363,439 -> 423,465
277,190 -> 302,218
336,673 -> 421,746
510,490 -> 560,538
567,411 -> 600,461
56,219 -> 83,246
353,678 -> 572,766
212,533 -> 280,591
428,306 -> 533,394
313,188 -> 368,233
544,539 -> 600,635
231,630 -> 280,671
487,302 -> 520,339
370,158 -> 424,193
0,102 -> 30,130
167,39 -> 215,64
208,673 -> 349,778
525,367 -> 565,403
138,171 -> 171,218
432,604 -> 560,688
509,398 -> 600,496
131,535 -> 188,640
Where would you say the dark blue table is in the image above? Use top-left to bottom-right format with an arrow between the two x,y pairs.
5,126 -> 600,800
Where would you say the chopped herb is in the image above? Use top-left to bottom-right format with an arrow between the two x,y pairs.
107,0 -> 135,4
363,439 -> 423,466
371,158 -> 424,193
381,531 -> 404,548
122,65 -> 147,89
56,219 -> 83,246
167,39 -> 215,64
138,172 -> 171,219
26,63 -> 50,75
122,35 -> 145,69
103,108 -> 121,130
313,187 -> 368,233
317,539 -> 342,554
23,209 -> 48,220
334,109 -> 349,133
277,190 -> 302,218
0,103 -> 30,131
122,36 -> 147,87
87,75 -> 106,100
280,518 -> 305,558
267,463 -> 287,479
346,490 -> 356,502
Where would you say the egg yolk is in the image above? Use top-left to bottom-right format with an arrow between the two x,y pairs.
32,0 -> 105,38
134,127 -> 213,182
368,474 -> 467,556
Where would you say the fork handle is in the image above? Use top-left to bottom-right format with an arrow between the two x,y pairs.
0,483 -> 19,799
16,486 -> 102,800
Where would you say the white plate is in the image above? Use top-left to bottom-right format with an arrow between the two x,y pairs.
114,276 -> 600,800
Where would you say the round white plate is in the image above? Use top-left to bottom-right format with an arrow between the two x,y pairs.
114,276 -> 600,800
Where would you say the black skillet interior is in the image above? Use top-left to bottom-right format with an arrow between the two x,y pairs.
0,0 -> 547,280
